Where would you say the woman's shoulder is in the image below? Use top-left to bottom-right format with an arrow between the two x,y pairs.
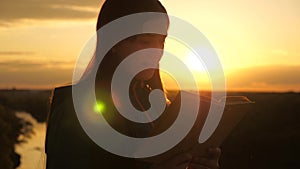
50,85 -> 77,111
47,85 -> 75,132
51,85 -> 72,102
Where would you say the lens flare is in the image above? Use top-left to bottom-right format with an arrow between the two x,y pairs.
94,101 -> 106,114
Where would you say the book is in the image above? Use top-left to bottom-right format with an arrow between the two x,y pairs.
137,91 -> 254,164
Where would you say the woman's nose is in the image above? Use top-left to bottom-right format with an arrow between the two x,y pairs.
154,40 -> 164,49
152,37 -> 165,49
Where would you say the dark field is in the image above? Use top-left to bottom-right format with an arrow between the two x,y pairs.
220,92 -> 300,169
0,89 -> 299,169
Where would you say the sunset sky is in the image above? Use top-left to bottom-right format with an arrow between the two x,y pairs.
0,0 -> 299,92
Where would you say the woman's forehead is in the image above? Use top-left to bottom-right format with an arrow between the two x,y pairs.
142,15 -> 169,35
136,33 -> 166,39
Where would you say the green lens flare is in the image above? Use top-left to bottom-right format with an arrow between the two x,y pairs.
94,101 -> 105,114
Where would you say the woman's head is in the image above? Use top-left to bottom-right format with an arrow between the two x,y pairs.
90,0 -> 170,133
92,0 -> 169,82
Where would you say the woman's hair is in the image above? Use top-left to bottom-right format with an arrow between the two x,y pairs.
96,0 -> 167,30
81,0 -> 170,137
82,0 -> 169,91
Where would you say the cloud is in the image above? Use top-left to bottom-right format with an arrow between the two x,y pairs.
0,0 -> 101,24
0,51 -> 35,55
0,59 -> 75,69
0,59 -> 74,89
227,65 -> 300,91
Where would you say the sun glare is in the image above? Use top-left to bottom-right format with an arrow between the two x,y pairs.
160,37 -> 212,90
186,52 -> 206,73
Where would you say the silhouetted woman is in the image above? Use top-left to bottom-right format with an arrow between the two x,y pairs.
45,0 -> 221,168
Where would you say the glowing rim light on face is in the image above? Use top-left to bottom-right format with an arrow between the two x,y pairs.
72,12 -> 226,158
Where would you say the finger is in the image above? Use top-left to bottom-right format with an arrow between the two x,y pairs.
176,162 -> 190,169
208,147 -> 221,159
169,153 -> 193,166
187,163 -> 210,169
191,158 -> 219,169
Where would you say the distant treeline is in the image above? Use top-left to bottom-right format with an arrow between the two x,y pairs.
0,89 -> 52,122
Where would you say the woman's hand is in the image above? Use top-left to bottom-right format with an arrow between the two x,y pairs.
150,153 -> 193,169
188,147 -> 221,169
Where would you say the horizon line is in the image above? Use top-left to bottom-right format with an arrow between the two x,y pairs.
0,87 -> 299,94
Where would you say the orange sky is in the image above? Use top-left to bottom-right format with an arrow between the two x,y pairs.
0,0 -> 299,92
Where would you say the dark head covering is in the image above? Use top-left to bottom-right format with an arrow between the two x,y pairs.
97,0 -> 168,30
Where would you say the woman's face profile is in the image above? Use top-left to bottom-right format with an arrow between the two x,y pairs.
114,33 -> 166,81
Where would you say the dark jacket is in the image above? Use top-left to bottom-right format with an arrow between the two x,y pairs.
45,85 -> 150,169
